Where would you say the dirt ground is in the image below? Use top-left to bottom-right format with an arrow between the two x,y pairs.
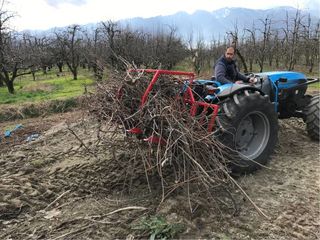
0,110 -> 319,240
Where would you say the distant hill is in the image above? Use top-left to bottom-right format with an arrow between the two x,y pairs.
23,6 -> 319,42
118,6 -> 319,41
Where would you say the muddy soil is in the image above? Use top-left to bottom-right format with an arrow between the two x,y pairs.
0,110 -> 319,240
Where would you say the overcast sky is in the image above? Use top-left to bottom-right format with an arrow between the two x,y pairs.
6,0 -> 319,31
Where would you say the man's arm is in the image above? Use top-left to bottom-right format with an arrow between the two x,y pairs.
214,63 -> 232,84
236,71 -> 249,82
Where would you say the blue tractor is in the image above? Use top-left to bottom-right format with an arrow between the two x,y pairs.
123,69 -> 318,174
192,71 -> 319,173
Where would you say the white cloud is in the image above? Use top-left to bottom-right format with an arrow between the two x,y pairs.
7,0 -> 312,31
45,0 -> 87,8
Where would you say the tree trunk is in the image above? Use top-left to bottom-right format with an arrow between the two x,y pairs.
249,60 -> 253,72
7,80 -> 14,94
66,61 -> 78,80
57,62 -> 63,73
0,76 -> 4,87
72,70 -> 77,80
32,71 -> 36,81
258,61 -> 263,72
308,56 -> 314,73
236,49 -> 248,74
42,66 -> 47,74
288,57 -> 296,71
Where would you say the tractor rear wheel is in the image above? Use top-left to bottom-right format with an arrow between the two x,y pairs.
217,90 -> 278,174
304,95 -> 319,141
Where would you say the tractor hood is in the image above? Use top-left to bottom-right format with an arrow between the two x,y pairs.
258,71 -> 307,82
257,71 -> 307,90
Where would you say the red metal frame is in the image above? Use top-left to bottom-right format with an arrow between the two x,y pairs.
129,69 -> 196,107
128,69 -> 220,134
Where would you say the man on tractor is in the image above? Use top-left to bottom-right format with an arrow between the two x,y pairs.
214,46 -> 255,85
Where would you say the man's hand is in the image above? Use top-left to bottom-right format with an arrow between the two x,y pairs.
235,80 -> 243,84
248,77 -> 257,85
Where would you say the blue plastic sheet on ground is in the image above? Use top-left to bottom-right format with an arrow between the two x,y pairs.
0,124 -> 24,142
4,130 -> 11,138
13,124 -> 23,131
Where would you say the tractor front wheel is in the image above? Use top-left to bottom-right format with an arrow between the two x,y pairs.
217,90 -> 278,174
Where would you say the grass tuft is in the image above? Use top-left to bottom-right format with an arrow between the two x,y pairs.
132,216 -> 185,239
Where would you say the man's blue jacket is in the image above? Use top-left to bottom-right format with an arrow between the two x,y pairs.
214,55 -> 248,84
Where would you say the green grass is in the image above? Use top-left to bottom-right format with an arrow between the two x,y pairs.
132,215 -> 185,239
308,81 -> 320,89
173,57 -> 194,72
0,71 -> 95,105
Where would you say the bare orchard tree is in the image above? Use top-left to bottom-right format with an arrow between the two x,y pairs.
0,4 -> 14,90
21,34 -> 38,81
21,34 -> 53,80
0,4 -> 3,88
111,27 -> 146,68
282,10 -> 303,71
156,25 -> 187,69
227,23 -> 248,73
188,32 -> 207,75
54,25 -> 83,80
0,4 -> 33,93
125,25 -> 187,70
0,35 -> 33,93
0,75 -> 4,87
301,15 -> 319,73
209,38 -> 227,75
256,17 -> 272,72
83,26 -> 107,80
47,34 -> 64,74
270,30 -> 283,68
99,22 -> 187,70
36,36 -> 52,74
244,23 -> 257,72
101,21 -> 121,68
308,20 -> 320,73
140,26 -> 187,69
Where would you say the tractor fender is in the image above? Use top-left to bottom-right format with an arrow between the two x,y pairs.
216,84 -> 265,98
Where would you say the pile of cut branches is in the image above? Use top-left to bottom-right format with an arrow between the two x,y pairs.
85,69 -> 266,216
